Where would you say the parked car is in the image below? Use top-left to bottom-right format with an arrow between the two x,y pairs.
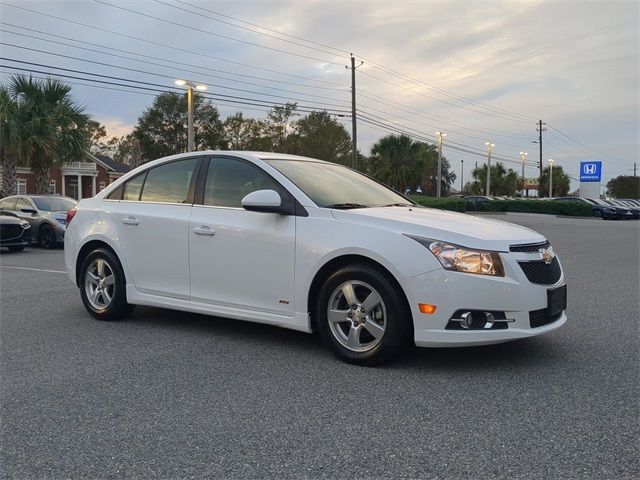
0,195 -> 77,247
0,211 -> 31,251
584,198 -> 633,220
463,195 -> 493,204
65,152 -> 567,366
605,199 -> 640,219
552,196 -> 617,219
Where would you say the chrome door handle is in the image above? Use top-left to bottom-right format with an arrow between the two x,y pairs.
193,226 -> 215,236
121,217 -> 139,226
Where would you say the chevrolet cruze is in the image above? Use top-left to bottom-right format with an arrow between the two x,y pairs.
65,152 -> 567,365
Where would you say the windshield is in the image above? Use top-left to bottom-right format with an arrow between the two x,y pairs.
265,159 -> 412,208
32,196 -> 77,212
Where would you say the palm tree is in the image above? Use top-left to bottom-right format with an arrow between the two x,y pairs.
369,134 -> 422,191
0,86 -> 19,196
7,75 -> 89,193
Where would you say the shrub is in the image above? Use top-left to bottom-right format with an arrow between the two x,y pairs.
409,196 -> 466,212
466,199 -> 592,216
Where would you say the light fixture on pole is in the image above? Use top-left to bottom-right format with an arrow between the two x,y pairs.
435,132 -> 446,197
174,79 -> 208,152
485,142 -> 495,196
548,158 -> 554,198
520,151 -> 528,196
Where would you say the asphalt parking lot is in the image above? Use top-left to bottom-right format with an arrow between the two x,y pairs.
1,214 -> 639,479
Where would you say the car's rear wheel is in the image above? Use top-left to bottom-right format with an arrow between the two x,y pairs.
79,248 -> 134,321
39,224 -> 57,248
316,264 -> 412,366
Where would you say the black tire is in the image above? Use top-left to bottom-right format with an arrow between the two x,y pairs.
593,209 -> 603,218
39,223 -> 57,248
8,245 -> 26,252
79,248 -> 135,321
315,264 -> 412,366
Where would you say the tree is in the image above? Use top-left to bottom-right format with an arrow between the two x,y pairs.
539,164 -> 570,197
367,134 -> 455,194
467,162 -> 519,196
223,112 -> 264,150
132,92 -> 224,162
6,75 -> 89,193
0,86 -> 18,196
260,103 -> 298,153
84,120 -> 107,154
606,175 -> 640,199
289,111 -> 351,164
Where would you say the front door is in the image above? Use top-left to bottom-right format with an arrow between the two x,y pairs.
189,156 -> 295,315
116,157 -> 200,300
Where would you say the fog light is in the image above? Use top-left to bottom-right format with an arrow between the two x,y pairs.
418,304 -> 437,314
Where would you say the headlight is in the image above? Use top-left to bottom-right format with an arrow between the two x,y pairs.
407,236 -> 505,276
20,221 -> 30,229
56,218 -> 67,226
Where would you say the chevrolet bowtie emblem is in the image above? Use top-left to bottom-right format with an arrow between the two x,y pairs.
539,247 -> 556,264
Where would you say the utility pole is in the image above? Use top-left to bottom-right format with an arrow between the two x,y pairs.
634,162 -> 637,177
460,159 -> 464,193
485,142 -> 495,196
347,54 -> 363,170
536,120 -> 546,178
436,132 -> 446,197
548,159 -> 554,198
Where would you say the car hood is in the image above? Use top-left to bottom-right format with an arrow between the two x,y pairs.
331,206 -> 546,251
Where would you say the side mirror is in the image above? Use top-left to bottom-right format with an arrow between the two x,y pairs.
21,208 -> 37,215
241,189 -> 285,214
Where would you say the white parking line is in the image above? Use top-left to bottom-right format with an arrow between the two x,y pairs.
0,266 -> 66,274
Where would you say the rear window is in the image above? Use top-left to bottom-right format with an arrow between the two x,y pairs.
32,196 -> 76,212
140,158 -> 198,203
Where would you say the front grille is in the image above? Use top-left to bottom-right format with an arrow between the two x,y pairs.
518,257 -> 562,285
0,224 -> 22,240
510,241 -> 551,252
530,309 -> 563,328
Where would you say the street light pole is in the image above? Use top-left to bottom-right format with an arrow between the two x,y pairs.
175,79 -> 207,153
548,159 -> 554,198
520,151 -> 528,196
460,159 -> 464,193
485,142 -> 494,196
435,132 -> 446,197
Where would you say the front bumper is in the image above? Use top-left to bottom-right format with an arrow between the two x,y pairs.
400,250 -> 566,347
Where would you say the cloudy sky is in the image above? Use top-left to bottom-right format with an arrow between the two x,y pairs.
1,0 -> 638,190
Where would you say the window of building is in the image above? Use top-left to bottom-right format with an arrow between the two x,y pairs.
49,180 -> 56,194
123,172 -> 146,201
203,157 -> 280,208
17,179 -> 26,195
140,158 -> 198,203
99,181 -> 106,191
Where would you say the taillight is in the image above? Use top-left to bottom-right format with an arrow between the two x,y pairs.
66,207 -> 77,224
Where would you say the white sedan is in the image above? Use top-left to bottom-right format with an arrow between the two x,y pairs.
64,152 -> 567,365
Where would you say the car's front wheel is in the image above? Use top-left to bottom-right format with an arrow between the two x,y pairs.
316,264 -> 412,366
7,245 -> 26,252
79,248 -> 134,321
39,224 -> 57,248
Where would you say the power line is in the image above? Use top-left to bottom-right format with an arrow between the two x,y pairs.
0,2 -> 345,87
547,124 -> 632,166
153,0 -> 349,58
0,61 -> 352,115
0,47 -> 351,111
0,23 -> 349,92
92,0 -> 345,66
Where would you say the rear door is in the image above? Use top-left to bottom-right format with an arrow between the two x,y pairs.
116,157 -> 201,300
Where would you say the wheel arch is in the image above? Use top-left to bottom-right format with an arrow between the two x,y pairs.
75,239 -> 123,287
307,254 -> 413,335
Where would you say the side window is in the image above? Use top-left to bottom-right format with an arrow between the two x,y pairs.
0,197 -> 16,210
140,158 -> 198,203
106,185 -> 124,200
204,157 -> 281,208
16,197 -> 33,211
123,172 -> 146,201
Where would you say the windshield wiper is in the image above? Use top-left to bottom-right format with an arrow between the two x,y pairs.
380,202 -> 415,207
325,203 -> 369,209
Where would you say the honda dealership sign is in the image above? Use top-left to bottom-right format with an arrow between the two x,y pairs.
580,161 -> 602,182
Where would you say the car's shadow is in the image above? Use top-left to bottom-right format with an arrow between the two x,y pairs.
125,306 -> 562,372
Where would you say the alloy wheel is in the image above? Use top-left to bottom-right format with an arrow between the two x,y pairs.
84,258 -> 116,311
327,280 -> 387,352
